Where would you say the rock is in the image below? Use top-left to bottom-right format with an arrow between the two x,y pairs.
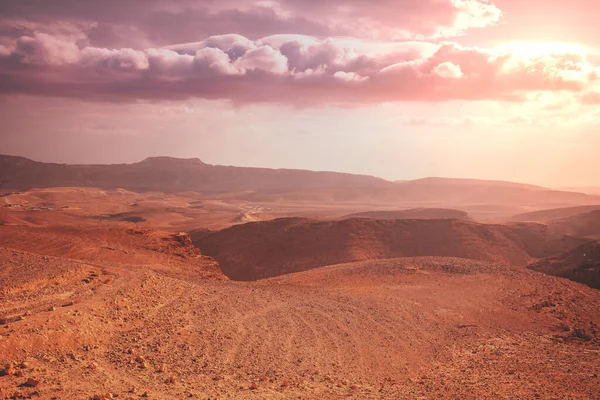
0,317 -> 7,325
281,381 -> 289,388
249,382 -> 258,390
157,363 -> 166,373
92,395 -> 114,400
23,377 -> 40,387
62,302 -> 74,307
2,363 -> 16,376
47,306 -> 56,312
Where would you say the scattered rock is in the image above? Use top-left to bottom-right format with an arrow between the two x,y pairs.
23,377 -> 40,387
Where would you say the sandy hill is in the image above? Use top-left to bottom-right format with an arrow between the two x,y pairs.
194,217 -> 590,281
0,154 -> 389,193
528,241 -> 600,289
340,208 -> 471,221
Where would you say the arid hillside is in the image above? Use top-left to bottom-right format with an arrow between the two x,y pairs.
194,217 -> 590,280
528,241 -> 600,289
0,224 -> 224,282
340,208 -> 472,221
2,247 -> 600,399
547,210 -> 600,240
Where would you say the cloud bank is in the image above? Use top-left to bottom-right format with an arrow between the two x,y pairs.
0,31 -> 597,104
0,0 -> 597,104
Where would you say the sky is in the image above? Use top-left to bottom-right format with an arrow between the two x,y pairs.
1,0 -> 600,187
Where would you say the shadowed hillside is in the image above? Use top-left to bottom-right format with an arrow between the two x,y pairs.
547,210 -> 600,240
528,241 -> 600,289
194,218 -> 590,281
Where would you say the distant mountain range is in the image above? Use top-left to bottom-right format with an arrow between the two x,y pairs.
0,154 -> 388,193
2,155 -> 600,209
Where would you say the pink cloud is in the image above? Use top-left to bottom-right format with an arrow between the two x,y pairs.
0,0 -> 501,48
80,47 -> 149,70
236,45 -> 289,75
0,33 -> 597,104
433,62 -> 463,78
14,33 -> 80,65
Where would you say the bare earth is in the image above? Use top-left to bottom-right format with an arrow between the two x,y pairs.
1,186 -> 600,399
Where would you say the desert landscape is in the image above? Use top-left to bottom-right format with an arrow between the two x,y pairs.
3,0 -> 600,398
1,156 -> 600,399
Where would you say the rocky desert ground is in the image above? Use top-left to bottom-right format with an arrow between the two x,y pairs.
1,160 -> 600,399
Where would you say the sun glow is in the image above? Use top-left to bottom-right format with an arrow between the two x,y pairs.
500,41 -> 589,58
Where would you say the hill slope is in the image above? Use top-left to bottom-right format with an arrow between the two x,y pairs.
507,205 -> 600,223
194,218 -> 590,280
547,210 -> 600,240
528,241 -> 600,289
2,250 -> 600,399
0,224 -> 225,281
